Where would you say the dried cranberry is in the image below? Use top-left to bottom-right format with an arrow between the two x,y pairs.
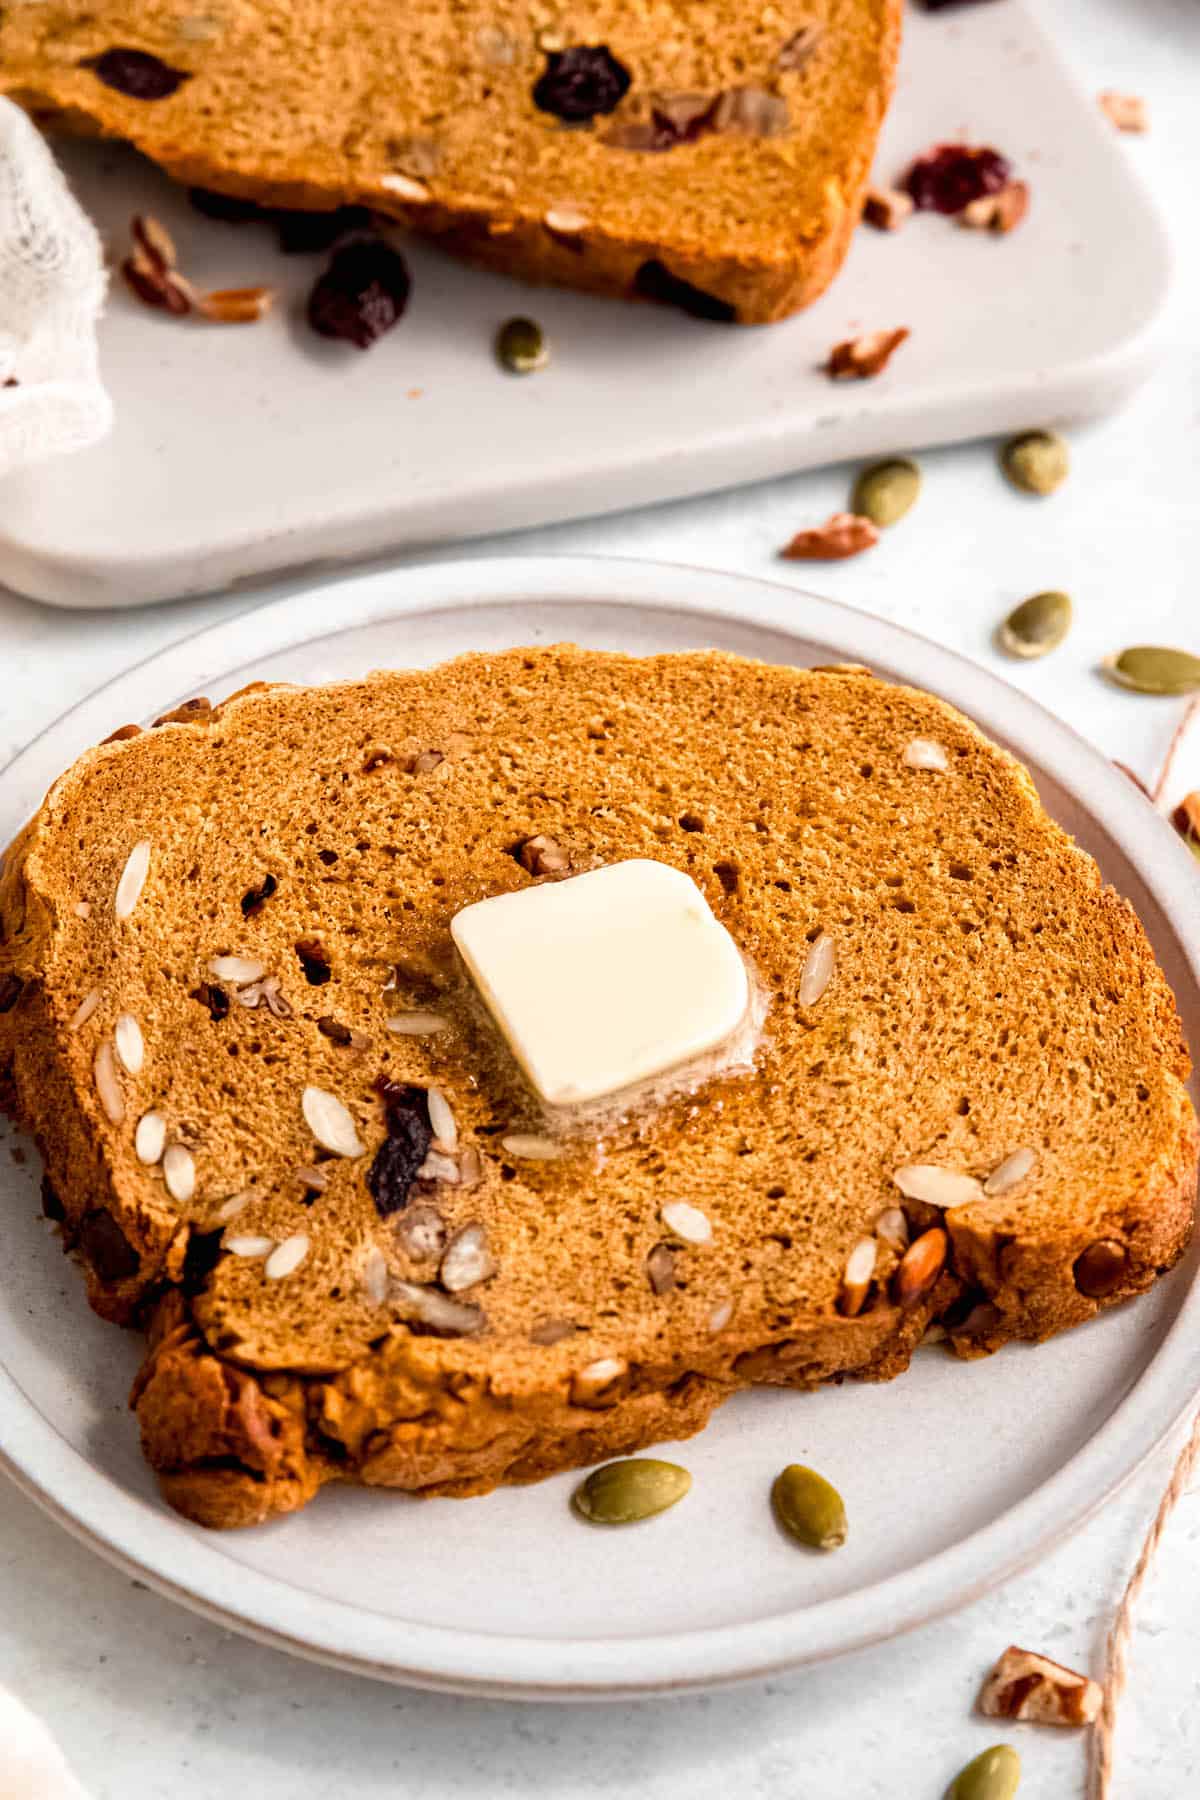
78,1211 -> 139,1284
367,1083 -> 433,1217
295,939 -> 332,984
905,143 -> 1011,215
190,981 -> 229,1021
241,873 -> 277,918
634,260 -> 736,323
307,237 -> 411,349
81,48 -> 191,101
533,45 -> 632,121
277,206 -> 371,255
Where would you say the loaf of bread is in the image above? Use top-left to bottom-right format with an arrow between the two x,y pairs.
0,2 -> 902,323
0,648 -> 1194,1527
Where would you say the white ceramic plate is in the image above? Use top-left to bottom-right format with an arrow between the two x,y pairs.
2,556 -> 1199,1699
0,0 -> 1171,607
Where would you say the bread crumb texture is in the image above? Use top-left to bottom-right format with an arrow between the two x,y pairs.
0,1 -> 902,323
1,648 -> 1194,1527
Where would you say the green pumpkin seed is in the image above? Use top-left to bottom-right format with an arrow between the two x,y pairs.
1103,646 -> 1200,696
496,316 -> 549,375
948,1744 -> 1021,1800
1000,429 -> 1069,496
571,1458 -> 691,1524
851,457 -> 921,528
771,1464 -> 847,1550
997,590 -> 1072,660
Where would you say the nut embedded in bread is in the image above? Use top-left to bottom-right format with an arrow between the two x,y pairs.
0,2 -> 903,324
0,646 -> 1195,1528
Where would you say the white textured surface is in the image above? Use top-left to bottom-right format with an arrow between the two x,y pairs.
1,1 -> 1199,1796
0,0 -> 1172,607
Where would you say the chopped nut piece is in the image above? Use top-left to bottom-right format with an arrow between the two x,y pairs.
781,513 -> 879,561
979,1645 -> 1102,1727
440,1222 -> 495,1292
409,749 -> 445,775
903,738 -> 949,771
646,1242 -> 677,1294
892,1226 -> 948,1308
194,285 -> 276,323
391,1280 -> 483,1336
959,180 -> 1029,234
396,1205 -> 446,1261
827,327 -> 910,379
863,185 -> 914,231
517,834 -> 570,876
1099,90 -> 1148,133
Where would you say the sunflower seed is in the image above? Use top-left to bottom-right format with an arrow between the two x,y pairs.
707,1298 -> 733,1333
1103,646 -> 1200,696
362,1246 -> 390,1304
426,1085 -> 457,1150
209,954 -> 266,986
93,1041 -> 124,1124
570,1357 -> 628,1407
875,1206 -> 909,1253
903,738 -> 949,771
772,1465 -> 848,1550
378,171 -> 430,202
386,1010 -> 449,1035
660,1200 -> 712,1245
163,1143 -> 196,1203
543,204 -> 589,233
114,1012 -> 145,1075
134,1110 -> 166,1165
215,1190 -> 255,1223
396,1205 -> 446,1260
70,988 -> 102,1032
390,1280 -> 483,1335
225,1234 -> 274,1258
114,839 -> 152,920
572,1458 -> 691,1525
501,1133 -> 562,1161
893,1163 -> 984,1207
440,1222 -> 495,1292
265,1233 -> 310,1280
302,1084 -> 364,1157
799,932 -> 834,1005
984,1147 -> 1036,1196
646,1243 -> 677,1294
838,1237 -> 877,1316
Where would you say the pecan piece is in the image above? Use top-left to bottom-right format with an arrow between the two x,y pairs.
979,1645 -> 1102,1727
862,185 -> 914,231
960,181 -> 1030,234
827,327 -> 910,380
517,834 -> 570,876
780,513 -> 879,562
1099,91 -> 1148,134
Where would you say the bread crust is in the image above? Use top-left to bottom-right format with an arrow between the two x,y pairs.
1,649 -> 1195,1528
0,1 -> 903,324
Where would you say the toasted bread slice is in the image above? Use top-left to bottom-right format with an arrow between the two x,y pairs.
0,649 -> 1194,1528
0,2 -> 902,324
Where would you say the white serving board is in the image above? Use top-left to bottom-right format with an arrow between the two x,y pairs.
3,556 -> 1200,1699
0,1 -> 1169,608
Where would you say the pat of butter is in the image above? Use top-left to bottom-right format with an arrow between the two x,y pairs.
451,859 -> 750,1107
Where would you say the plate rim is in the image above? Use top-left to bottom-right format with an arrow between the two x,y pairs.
2,551 -> 1199,1699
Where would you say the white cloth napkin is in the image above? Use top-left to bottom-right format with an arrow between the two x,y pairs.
0,98 -> 111,479
0,1689 -> 90,1800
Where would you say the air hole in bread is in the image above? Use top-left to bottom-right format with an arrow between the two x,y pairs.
678,812 -> 704,833
296,939 -> 332,984
713,860 -> 739,896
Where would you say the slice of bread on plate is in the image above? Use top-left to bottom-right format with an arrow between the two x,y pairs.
0,2 -> 902,324
0,648 -> 1194,1527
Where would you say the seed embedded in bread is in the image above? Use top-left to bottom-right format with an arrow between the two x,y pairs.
163,1143 -> 196,1203
114,840 -> 151,921
985,1148 -> 1036,1196
265,1234 -> 310,1280
661,1201 -> 713,1246
114,1013 -> 145,1075
302,1085 -> 364,1157
93,1042 -> 124,1125
70,989 -> 102,1032
135,1111 -> 166,1166
893,1164 -> 983,1207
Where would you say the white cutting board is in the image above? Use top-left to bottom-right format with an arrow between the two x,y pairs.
0,1 -> 1169,609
